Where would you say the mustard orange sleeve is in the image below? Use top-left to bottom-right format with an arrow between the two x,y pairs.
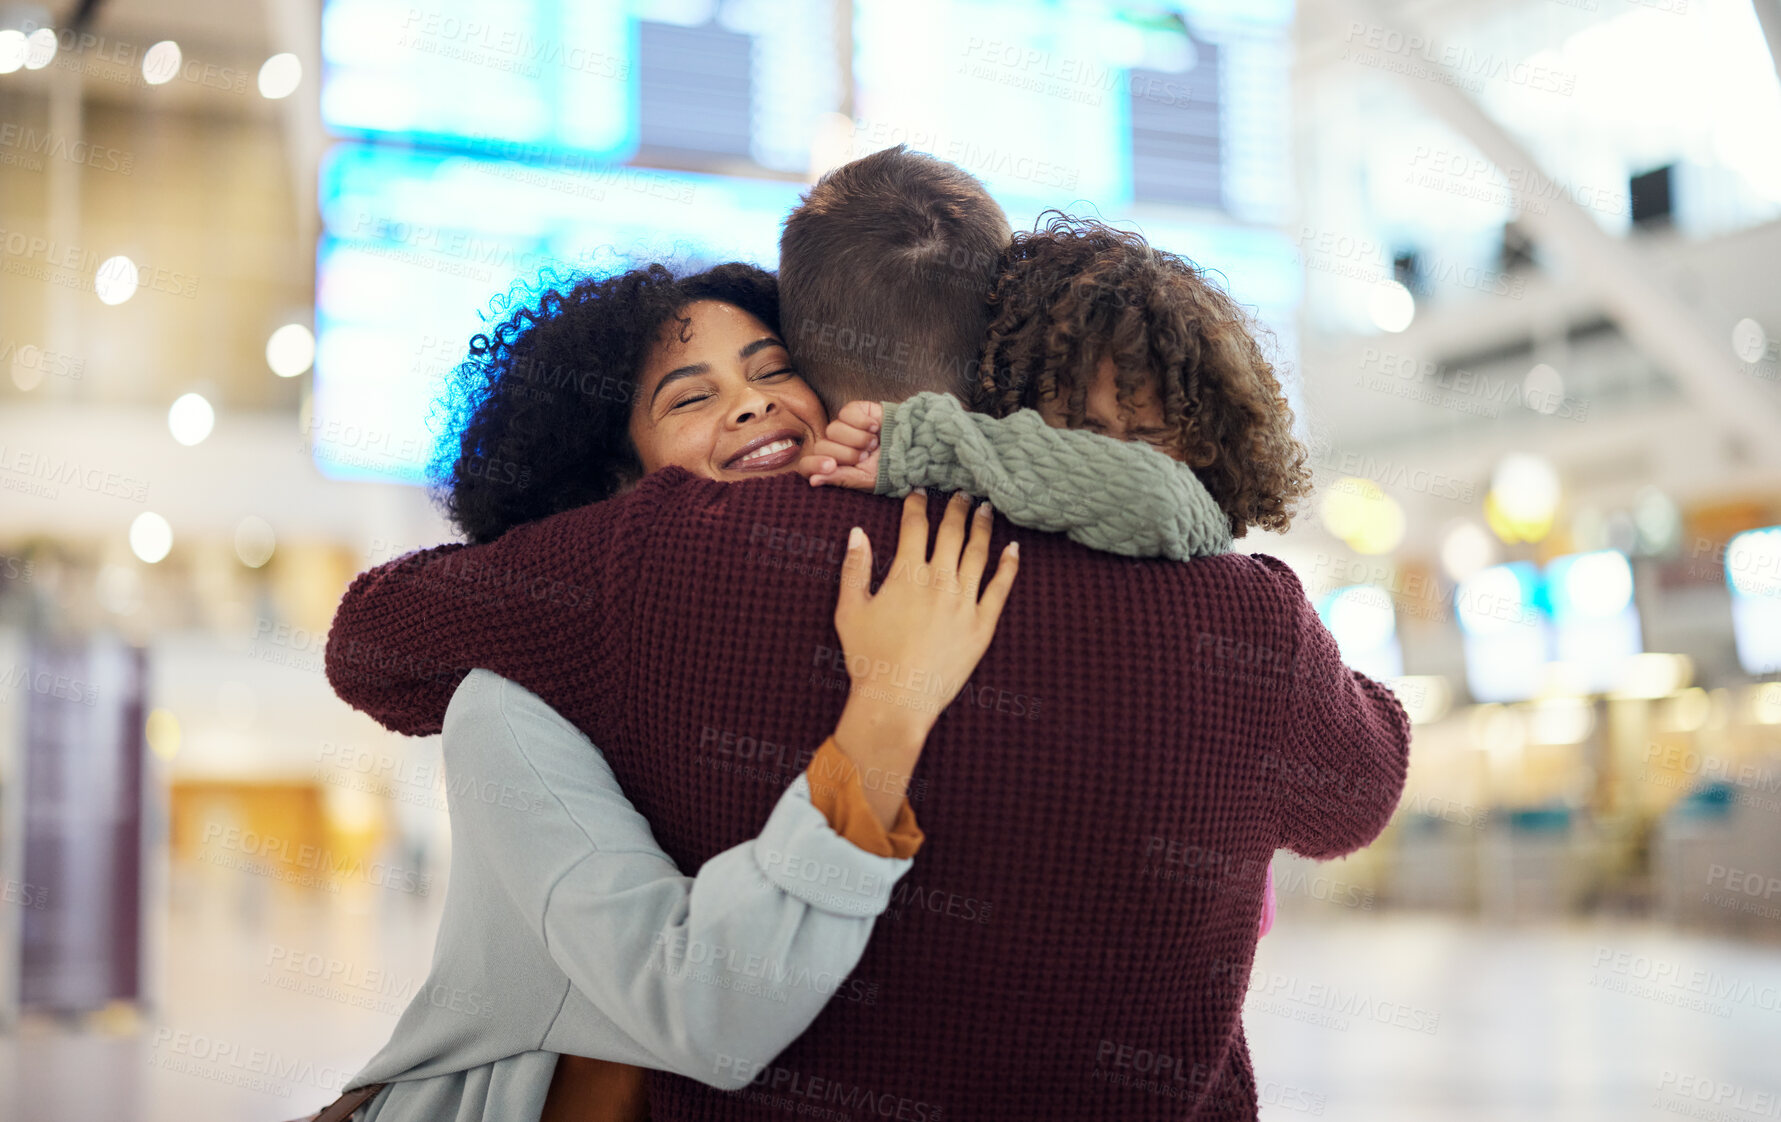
803,737 -> 924,859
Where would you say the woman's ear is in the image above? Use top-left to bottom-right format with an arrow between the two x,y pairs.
608,457 -> 646,497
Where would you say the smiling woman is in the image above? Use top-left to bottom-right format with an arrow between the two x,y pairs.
435,263 -> 827,545
627,300 -> 826,481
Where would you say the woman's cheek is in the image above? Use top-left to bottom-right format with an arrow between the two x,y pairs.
783,384 -> 828,432
673,419 -> 725,479
635,418 -> 712,478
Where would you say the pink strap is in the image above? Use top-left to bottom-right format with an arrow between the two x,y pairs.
1258,861 -> 1276,936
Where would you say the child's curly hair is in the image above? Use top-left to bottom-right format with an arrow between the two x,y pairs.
975,213 -> 1311,538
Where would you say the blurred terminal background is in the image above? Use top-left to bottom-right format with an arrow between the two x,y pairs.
0,0 -> 1779,1119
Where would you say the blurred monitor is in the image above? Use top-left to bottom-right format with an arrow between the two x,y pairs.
1317,584 -> 1404,682
313,0 -> 1300,484
321,0 -> 844,171
1629,164 -> 1675,228
1726,526 -> 1781,676
1456,561 -> 1549,703
1544,549 -> 1642,693
851,0 -> 1292,222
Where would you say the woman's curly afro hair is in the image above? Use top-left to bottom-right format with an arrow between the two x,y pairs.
433,262 -> 779,543
975,213 -> 1312,538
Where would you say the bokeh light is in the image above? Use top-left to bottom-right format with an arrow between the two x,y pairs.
145,709 -> 182,760
266,323 -> 316,377
168,393 -> 216,446
1367,280 -> 1416,333
1486,453 -> 1560,543
1440,520 -> 1497,582
1731,317 -> 1769,364
258,53 -> 303,99
234,516 -> 277,567
129,512 -> 174,563
23,26 -> 55,69
143,40 -> 182,85
1320,477 -> 1406,555
0,29 -> 26,74
94,255 -> 140,305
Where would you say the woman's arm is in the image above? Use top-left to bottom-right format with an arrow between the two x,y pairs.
446,670 -> 918,1091
803,393 -> 1232,560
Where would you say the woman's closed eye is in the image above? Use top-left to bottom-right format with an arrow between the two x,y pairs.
668,368 -> 795,411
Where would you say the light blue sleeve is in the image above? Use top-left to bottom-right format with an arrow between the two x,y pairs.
443,670 -> 913,1091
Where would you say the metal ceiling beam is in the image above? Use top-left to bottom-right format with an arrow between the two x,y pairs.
1331,0 -> 1781,470
1755,0 -> 1781,89
261,0 -> 324,253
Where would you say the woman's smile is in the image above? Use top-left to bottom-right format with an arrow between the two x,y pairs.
724,430 -> 807,472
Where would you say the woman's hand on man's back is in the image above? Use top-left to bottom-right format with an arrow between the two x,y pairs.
829,490 -> 1020,827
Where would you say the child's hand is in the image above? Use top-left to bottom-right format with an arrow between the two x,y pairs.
796,401 -> 884,490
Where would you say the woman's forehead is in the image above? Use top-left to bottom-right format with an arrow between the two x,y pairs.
656,301 -> 774,352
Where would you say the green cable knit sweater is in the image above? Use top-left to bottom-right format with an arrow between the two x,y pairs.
874,392 -> 1234,561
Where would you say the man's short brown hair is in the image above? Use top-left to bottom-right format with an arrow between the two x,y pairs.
779,145 -> 1011,412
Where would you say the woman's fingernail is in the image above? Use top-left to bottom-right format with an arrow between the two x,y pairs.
849,527 -> 864,548
1006,541 -> 1019,559
913,487 -> 927,498
978,500 -> 993,518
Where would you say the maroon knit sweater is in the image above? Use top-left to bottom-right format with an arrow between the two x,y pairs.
325,468 -> 1410,1121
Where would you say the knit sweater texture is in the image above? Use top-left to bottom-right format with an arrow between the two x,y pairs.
873,392 -> 1234,559
324,469 -> 1410,1121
